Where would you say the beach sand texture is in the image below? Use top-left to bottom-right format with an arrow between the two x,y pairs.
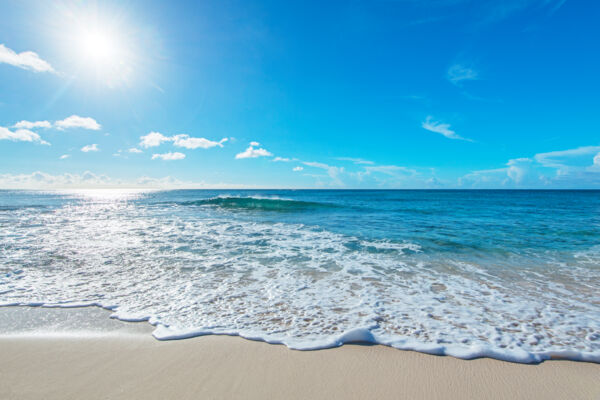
1,333 -> 599,400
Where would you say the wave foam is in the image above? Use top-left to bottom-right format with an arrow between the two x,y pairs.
1,197 -> 599,364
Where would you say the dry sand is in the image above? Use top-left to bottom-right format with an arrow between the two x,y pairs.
1,334 -> 599,400
0,307 -> 598,400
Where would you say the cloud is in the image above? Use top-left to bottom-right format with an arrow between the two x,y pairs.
0,126 -> 50,145
13,120 -> 52,129
335,157 -> 375,165
128,147 -> 143,153
172,135 -> 227,149
59,154 -> 69,159
364,165 -> 416,176
0,171 -> 266,189
139,132 -> 227,150
293,166 -> 304,172
140,132 -> 170,148
534,146 -> 600,168
81,144 -> 99,152
460,145 -> 600,188
235,143 -> 273,159
273,157 -> 291,162
422,116 -> 472,141
447,64 -> 479,85
55,115 -> 101,130
152,152 -> 186,161
302,161 -> 344,185
0,44 -> 55,73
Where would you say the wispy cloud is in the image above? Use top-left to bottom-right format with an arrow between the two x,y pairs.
293,166 -> 303,172
422,116 -> 472,141
364,165 -> 416,176
302,161 -> 344,185
55,115 -> 101,130
0,127 -> 50,145
0,44 -> 55,73
235,142 -> 273,159
335,157 -> 375,165
81,144 -> 99,152
152,152 -> 186,161
128,147 -> 142,153
534,146 -> 600,168
447,64 -> 478,86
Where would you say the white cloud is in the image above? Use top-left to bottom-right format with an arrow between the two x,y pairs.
235,143 -> 273,159
447,64 -> 478,85
422,116 -> 471,141
140,132 -> 170,148
0,44 -> 55,73
59,154 -> 69,159
128,147 -> 143,153
81,144 -> 99,152
460,145 -> 600,188
152,152 -> 186,161
0,171 -> 266,189
13,120 -> 52,129
139,132 -> 227,151
172,135 -> 227,149
293,166 -> 304,172
55,115 -> 101,130
534,146 -> 600,168
273,157 -> 291,162
0,127 -> 50,145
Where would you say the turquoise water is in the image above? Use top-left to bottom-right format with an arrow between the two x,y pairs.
1,189 -> 599,362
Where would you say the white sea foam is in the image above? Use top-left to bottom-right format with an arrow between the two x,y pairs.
1,198 -> 599,363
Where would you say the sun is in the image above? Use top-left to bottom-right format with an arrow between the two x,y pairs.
66,12 -> 136,88
80,30 -> 116,63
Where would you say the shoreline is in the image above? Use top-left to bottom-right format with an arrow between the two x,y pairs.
0,307 -> 599,399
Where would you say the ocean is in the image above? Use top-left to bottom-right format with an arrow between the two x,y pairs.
1,189 -> 599,363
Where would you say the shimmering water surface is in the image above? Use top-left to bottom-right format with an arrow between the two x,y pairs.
1,189 -> 599,363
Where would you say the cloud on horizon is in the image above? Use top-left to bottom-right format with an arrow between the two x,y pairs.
460,145 -> 600,188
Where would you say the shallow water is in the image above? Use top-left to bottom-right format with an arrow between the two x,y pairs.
1,189 -> 599,363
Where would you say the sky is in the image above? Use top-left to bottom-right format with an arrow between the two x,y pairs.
1,0 -> 599,189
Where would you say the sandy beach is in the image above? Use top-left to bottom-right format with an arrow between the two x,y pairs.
1,308 -> 598,400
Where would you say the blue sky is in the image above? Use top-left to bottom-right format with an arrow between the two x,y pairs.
1,0 -> 599,188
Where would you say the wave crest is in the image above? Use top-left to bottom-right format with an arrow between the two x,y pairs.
180,196 -> 337,211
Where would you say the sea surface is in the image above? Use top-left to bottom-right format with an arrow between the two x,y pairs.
1,189 -> 599,363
